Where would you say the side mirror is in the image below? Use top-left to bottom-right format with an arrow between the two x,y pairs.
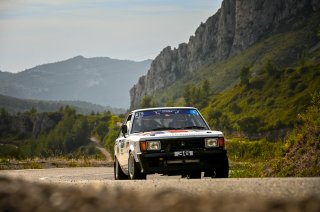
121,125 -> 128,137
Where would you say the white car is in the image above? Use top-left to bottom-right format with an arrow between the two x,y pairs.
114,107 -> 229,180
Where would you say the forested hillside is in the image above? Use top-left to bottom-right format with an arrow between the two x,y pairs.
0,106 -> 121,160
0,94 -> 125,115
138,10 -> 320,139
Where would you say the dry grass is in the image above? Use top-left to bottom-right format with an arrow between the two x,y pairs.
0,158 -> 113,170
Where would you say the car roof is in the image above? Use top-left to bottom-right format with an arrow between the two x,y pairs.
131,107 -> 198,113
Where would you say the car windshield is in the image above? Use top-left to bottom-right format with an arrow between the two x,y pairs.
131,109 -> 209,133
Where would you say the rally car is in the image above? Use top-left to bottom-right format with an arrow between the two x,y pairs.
114,107 -> 229,180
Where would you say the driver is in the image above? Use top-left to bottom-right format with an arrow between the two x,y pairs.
141,118 -> 159,132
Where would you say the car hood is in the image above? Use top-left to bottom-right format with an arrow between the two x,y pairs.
131,129 -> 223,140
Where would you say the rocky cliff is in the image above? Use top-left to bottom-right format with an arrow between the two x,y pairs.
130,0 -> 320,109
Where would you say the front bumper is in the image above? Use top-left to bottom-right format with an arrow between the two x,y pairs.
137,149 -> 228,175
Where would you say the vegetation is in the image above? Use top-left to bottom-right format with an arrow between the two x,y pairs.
226,138 -> 284,178
144,12 -> 320,140
183,80 -> 210,108
0,94 -> 125,115
264,92 -> 320,177
104,115 -> 122,156
137,12 -> 320,177
239,66 -> 250,86
140,96 -> 157,108
225,92 -> 320,177
0,106 -> 122,162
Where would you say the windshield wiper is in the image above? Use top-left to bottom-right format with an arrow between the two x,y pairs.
183,126 -> 206,130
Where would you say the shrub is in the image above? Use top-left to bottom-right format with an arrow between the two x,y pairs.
237,117 -> 264,134
265,92 -> 320,177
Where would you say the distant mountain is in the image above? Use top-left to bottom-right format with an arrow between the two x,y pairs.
0,71 -> 14,83
0,56 -> 152,108
0,94 -> 125,115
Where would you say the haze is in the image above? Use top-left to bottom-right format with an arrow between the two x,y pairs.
0,0 -> 221,73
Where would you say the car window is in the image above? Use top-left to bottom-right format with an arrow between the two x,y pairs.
120,114 -> 132,137
131,109 -> 209,133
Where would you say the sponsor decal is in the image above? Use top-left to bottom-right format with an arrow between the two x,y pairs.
142,131 -> 166,136
168,130 -> 189,133
142,130 -> 195,136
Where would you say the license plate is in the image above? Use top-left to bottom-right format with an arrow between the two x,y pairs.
174,150 -> 193,157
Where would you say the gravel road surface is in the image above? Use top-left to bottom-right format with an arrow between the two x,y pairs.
1,167 -> 320,211
1,167 -> 319,200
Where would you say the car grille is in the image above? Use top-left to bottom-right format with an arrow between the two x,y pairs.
161,138 -> 205,152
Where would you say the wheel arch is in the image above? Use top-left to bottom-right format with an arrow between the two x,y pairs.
129,144 -> 139,163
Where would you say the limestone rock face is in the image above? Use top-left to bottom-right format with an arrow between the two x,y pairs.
130,0 -> 320,109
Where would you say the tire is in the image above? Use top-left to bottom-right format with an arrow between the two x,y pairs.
214,167 -> 229,178
128,153 -> 146,180
114,158 -> 127,180
212,158 -> 229,178
187,172 -> 201,179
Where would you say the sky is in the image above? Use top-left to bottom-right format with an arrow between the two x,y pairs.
0,0 -> 222,73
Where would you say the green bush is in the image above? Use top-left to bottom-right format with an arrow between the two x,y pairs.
226,138 -> 284,162
264,92 -> 320,177
104,116 -> 121,156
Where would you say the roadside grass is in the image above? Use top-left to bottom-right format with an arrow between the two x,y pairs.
0,157 -> 113,170
226,138 -> 285,178
229,161 -> 265,178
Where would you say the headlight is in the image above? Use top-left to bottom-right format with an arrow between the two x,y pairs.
147,141 -> 161,150
205,138 -> 219,148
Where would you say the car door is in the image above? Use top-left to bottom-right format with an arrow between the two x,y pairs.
117,114 -> 132,169
115,133 -> 125,166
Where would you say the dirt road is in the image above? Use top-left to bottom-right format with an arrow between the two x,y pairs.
90,137 -> 112,161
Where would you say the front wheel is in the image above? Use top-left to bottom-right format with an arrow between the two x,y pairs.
114,158 -> 127,180
214,167 -> 229,178
128,153 -> 146,180
212,158 -> 229,178
187,172 -> 201,179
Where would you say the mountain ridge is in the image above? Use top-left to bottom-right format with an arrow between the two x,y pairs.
0,56 -> 152,108
130,0 -> 320,109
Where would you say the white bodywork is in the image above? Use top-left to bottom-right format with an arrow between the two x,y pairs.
114,107 -> 223,173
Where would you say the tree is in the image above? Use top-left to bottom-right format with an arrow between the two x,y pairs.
62,105 -> 76,117
183,81 -> 211,108
166,98 -> 174,107
104,115 -> 122,156
140,96 -> 156,108
237,117 -> 263,134
229,102 -> 242,114
240,66 -> 250,86
0,107 -> 9,118
199,80 -> 210,107
202,79 -> 210,97
30,107 -> 37,114
265,60 -> 280,78
183,84 -> 192,106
